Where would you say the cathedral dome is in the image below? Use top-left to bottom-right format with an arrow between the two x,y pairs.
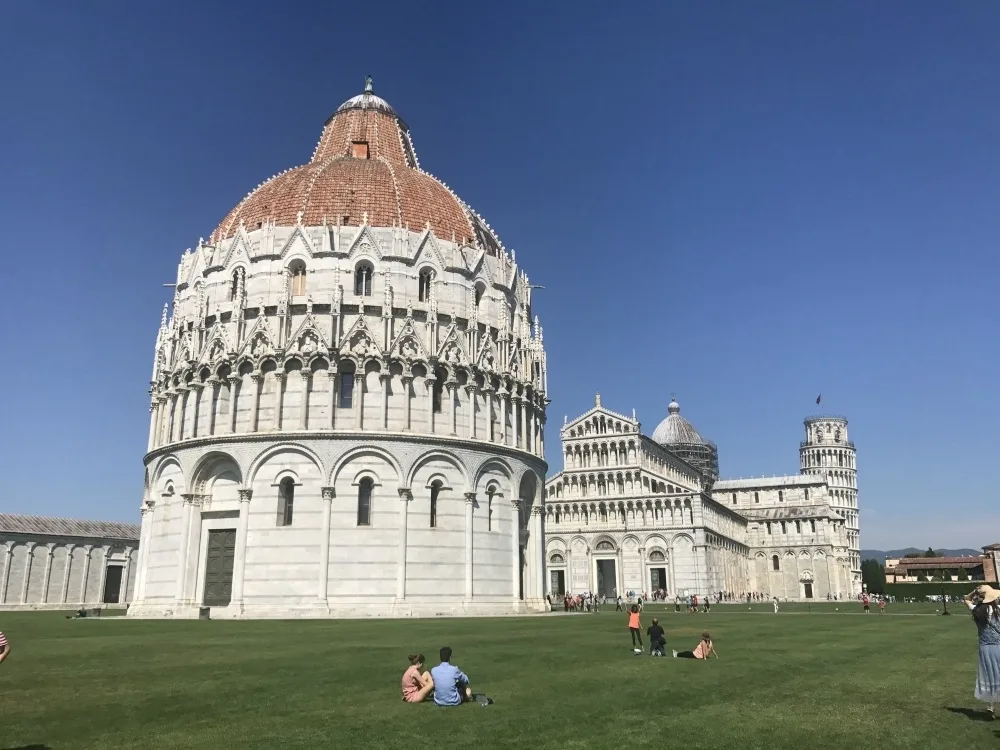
211,77 -> 504,256
651,399 -> 709,446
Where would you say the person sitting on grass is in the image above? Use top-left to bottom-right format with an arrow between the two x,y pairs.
401,653 -> 434,703
430,647 -> 472,706
647,618 -> 666,656
673,632 -> 718,660
0,630 -> 10,666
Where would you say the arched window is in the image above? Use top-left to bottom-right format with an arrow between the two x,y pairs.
731,492 -> 737,505
418,269 -> 433,302
649,550 -> 665,562
486,483 -> 498,531
474,282 -> 485,309
354,263 -> 373,297
778,490 -> 784,502
804,487 -> 810,501
549,553 -> 564,564
754,491 -> 760,504
277,477 -> 295,526
289,260 -> 307,296
810,519 -> 816,533
429,480 -> 442,528
772,555 -> 780,571
357,477 -> 373,526
795,520 -> 801,534
596,540 -> 614,551
229,267 -> 244,301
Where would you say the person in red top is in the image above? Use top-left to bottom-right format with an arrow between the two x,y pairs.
862,595 -> 870,614
627,604 -> 643,650
691,594 -> 698,613
878,597 -> 886,615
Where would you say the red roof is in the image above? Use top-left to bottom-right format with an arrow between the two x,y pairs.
891,556 -> 982,570
211,86 -> 492,250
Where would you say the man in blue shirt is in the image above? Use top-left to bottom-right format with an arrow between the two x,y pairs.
430,646 -> 472,706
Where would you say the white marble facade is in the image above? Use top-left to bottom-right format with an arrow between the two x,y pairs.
130,82 -> 549,619
0,515 -> 139,610
544,398 -> 860,601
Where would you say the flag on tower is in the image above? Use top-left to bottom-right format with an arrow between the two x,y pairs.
816,394 -> 822,405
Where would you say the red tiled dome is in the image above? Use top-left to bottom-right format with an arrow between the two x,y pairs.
212,81 -> 503,255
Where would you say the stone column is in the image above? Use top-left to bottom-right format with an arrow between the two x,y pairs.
426,377 -> 436,433
464,492 -> 475,600
133,500 -> 154,602
397,488 -> 412,599
19,543 -> 36,603
522,400 -> 530,452
466,386 -> 478,439
327,369 -> 338,430
299,370 -> 311,430
0,543 -> 12,604
272,372 -> 286,430
78,545 -> 93,604
227,376 -> 241,433
147,402 -> 158,452
531,505 -> 545,604
175,494 -> 197,605
97,544 -> 111,604
401,375 -> 413,430
208,378 -> 222,435
318,487 -> 334,602
511,500 -> 522,604
190,385 -> 204,438
250,374 -> 263,432
231,489 -> 253,607
500,387 -> 510,446
447,383 -> 457,435
482,386 -> 494,442
511,396 -> 522,447
41,544 -> 55,604
60,545 -> 74,604
354,373 -> 365,430
380,371 -> 390,429
120,550 -> 132,604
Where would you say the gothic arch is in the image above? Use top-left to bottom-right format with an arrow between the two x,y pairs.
189,450 -> 244,494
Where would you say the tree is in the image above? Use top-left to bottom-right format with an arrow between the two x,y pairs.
957,569 -> 970,582
861,558 -> 886,594
924,548 -> 938,558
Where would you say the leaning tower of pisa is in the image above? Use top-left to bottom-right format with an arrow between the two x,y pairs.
799,416 -> 860,593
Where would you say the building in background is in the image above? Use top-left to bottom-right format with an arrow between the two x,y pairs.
0,515 -> 138,610
129,80 -> 549,619
543,397 -> 860,601
886,555 -> 989,583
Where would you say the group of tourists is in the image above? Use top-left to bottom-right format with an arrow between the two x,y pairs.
626,604 -> 719,660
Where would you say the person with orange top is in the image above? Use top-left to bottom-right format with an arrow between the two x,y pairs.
627,604 -> 643,650
673,632 -> 718,660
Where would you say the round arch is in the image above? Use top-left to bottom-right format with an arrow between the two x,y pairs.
189,451 -> 244,494
405,448 -> 468,490
247,443 -> 324,487
330,445 -> 403,485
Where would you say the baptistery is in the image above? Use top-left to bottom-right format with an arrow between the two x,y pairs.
129,79 -> 549,619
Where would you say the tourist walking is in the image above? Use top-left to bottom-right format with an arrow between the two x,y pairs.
964,586 -> 1000,718
773,597 -> 779,614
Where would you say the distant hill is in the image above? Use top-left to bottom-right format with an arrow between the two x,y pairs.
861,547 -> 981,564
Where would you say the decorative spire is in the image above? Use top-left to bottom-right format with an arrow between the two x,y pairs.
595,393 -> 602,407
160,303 -> 168,329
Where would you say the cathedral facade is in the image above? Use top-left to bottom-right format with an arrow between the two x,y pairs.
129,81 -> 549,619
543,398 -> 860,601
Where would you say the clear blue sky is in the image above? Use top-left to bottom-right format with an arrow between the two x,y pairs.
1,1 -> 997,550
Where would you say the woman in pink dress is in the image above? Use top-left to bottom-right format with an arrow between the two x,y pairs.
401,653 -> 435,703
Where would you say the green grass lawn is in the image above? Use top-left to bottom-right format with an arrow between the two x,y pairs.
0,604 -> 993,749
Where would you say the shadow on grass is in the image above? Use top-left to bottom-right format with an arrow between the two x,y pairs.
2,745 -> 51,749
946,706 -> 995,722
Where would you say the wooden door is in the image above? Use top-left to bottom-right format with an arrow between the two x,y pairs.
203,529 -> 236,607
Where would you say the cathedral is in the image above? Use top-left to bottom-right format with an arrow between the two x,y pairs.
543,397 -> 861,601
129,80 -> 549,619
